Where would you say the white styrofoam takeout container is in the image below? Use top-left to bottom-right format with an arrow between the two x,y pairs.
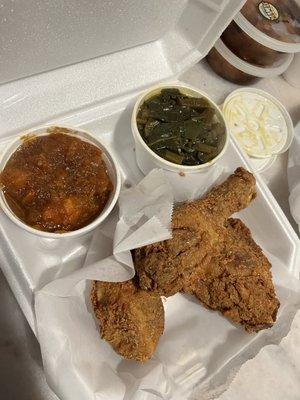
0,126 -> 121,239
131,83 -> 229,175
0,0 -> 299,399
0,0 -> 251,335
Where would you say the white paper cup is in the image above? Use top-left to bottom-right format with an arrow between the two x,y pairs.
223,88 -> 294,158
0,125 -> 121,239
131,83 -> 229,175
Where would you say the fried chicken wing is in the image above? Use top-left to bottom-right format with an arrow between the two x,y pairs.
134,168 -> 257,297
91,280 -> 164,362
185,218 -> 280,332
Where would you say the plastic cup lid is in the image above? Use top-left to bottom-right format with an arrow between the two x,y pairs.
214,39 -> 294,78
223,88 -> 294,158
235,0 -> 300,53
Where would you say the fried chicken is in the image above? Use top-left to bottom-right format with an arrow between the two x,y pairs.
133,168 -> 257,297
92,167 -> 279,362
185,218 -> 280,332
91,280 -> 164,362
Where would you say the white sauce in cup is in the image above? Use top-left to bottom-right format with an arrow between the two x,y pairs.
223,89 -> 293,158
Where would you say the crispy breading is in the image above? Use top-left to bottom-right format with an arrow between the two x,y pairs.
92,168 -> 280,362
91,280 -> 164,362
133,168 -> 257,297
186,218 -> 280,332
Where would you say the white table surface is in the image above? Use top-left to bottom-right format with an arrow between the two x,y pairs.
0,60 -> 299,400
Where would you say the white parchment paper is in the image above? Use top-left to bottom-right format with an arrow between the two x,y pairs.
35,166 -> 300,400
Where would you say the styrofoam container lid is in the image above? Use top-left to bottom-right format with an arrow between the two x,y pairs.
235,0 -> 300,53
0,0 -> 251,137
214,39 -> 294,78
223,88 -> 294,158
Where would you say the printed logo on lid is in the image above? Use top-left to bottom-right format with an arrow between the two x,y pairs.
258,2 -> 279,21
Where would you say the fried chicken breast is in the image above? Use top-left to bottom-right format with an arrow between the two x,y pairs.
91,280 -> 164,362
185,218 -> 280,332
